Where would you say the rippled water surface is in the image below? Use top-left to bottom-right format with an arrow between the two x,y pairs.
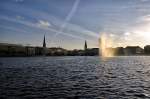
0,56 -> 150,99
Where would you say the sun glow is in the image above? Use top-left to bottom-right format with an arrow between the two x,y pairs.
125,23 -> 150,47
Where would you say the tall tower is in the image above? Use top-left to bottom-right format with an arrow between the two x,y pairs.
43,35 -> 46,48
43,35 -> 46,55
84,40 -> 87,51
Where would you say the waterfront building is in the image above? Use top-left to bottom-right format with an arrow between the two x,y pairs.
35,47 -> 43,55
25,46 -> 35,56
124,46 -> 144,55
115,47 -> 124,55
0,43 -> 25,56
48,47 -> 67,56
86,48 -> 99,56
144,45 -> 150,55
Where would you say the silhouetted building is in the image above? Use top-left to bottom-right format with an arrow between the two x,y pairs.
0,43 -> 9,56
115,47 -> 124,55
144,45 -> 150,55
25,46 -> 35,56
86,48 -> 99,56
35,47 -> 43,55
48,47 -> 67,56
0,43 -> 26,56
124,46 -> 144,55
67,49 -> 87,56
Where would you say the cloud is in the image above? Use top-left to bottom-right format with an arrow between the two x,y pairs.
140,0 -> 149,2
1,2 -> 98,39
37,20 -> 51,28
0,15 -> 85,40
53,0 -> 80,38
124,32 -> 131,36
116,14 -> 150,47
140,15 -> 150,22
16,15 -> 24,20
15,0 -> 24,2
109,33 -> 115,37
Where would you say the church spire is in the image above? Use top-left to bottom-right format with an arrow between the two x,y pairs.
84,40 -> 87,51
43,35 -> 46,48
42,34 -> 47,56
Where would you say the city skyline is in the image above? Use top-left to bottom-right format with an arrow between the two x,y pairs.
1,0 -> 150,50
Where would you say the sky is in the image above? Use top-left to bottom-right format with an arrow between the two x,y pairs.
0,0 -> 150,49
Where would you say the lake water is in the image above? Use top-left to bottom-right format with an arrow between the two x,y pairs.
0,56 -> 150,99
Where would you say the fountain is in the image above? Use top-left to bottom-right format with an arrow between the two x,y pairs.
99,33 -> 115,57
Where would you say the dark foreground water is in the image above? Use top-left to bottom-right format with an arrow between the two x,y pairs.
0,56 -> 150,99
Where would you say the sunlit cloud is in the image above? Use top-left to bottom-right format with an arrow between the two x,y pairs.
118,14 -> 150,47
37,20 -> 51,28
140,15 -> 150,22
124,32 -> 131,36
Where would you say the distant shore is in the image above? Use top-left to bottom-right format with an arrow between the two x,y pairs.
1,43 -> 150,57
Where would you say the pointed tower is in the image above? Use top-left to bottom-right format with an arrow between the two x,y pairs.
84,40 -> 88,55
42,35 -> 46,55
43,35 -> 46,48
84,40 -> 87,51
